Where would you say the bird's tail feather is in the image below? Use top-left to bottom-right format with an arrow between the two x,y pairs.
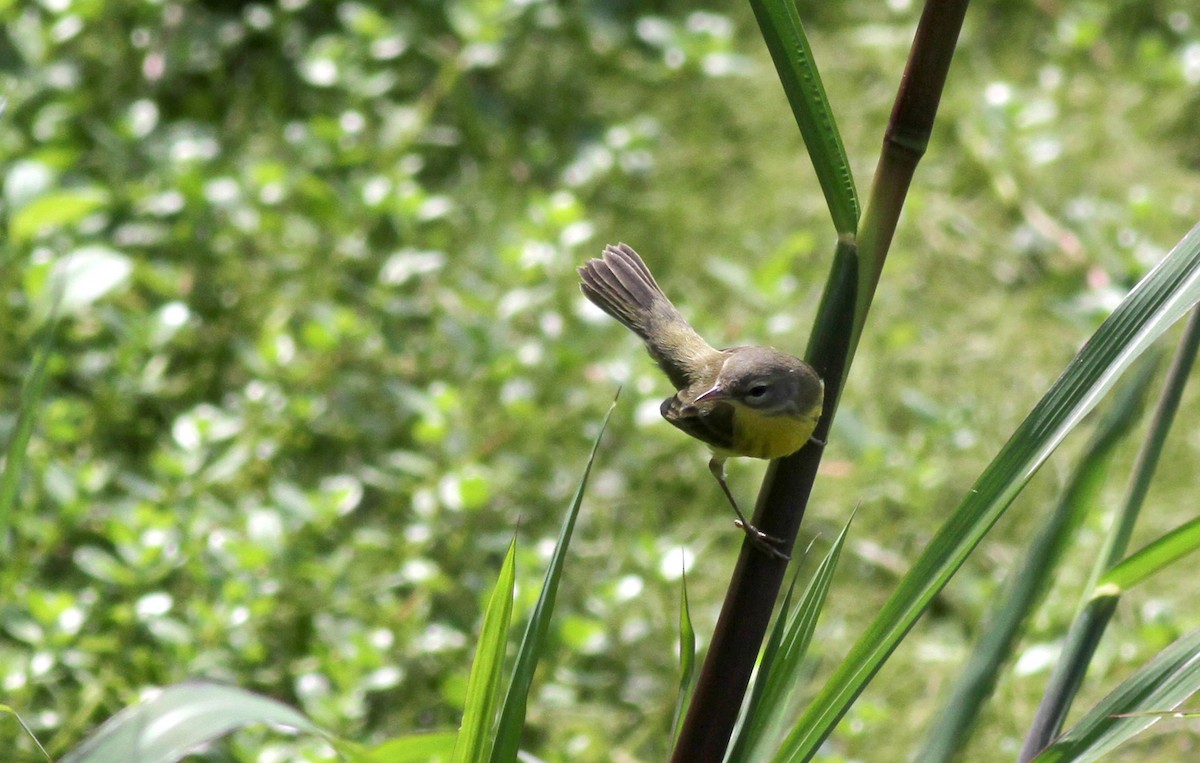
578,243 -> 670,339
578,243 -> 712,389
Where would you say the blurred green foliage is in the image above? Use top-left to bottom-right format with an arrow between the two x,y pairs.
1,0 -> 1198,761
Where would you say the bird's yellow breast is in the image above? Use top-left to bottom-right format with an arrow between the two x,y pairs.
727,405 -> 821,460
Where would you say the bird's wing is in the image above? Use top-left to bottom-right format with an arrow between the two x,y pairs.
660,394 -> 735,452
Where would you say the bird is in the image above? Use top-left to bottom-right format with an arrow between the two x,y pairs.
578,242 -> 824,559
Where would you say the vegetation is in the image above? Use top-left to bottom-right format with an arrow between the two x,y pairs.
2,0 -> 1199,761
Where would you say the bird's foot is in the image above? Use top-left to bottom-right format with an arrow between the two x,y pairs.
734,520 -> 791,561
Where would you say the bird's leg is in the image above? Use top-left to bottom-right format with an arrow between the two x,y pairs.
707,457 -> 789,561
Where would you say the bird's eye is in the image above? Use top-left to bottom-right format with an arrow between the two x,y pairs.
747,384 -> 769,398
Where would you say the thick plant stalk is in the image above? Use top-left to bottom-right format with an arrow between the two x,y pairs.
669,2 -> 968,759
851,0 -> 971,356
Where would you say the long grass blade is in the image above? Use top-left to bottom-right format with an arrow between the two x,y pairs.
1090,305 -> 1200,584
60,681 -> 323,763
1101,515 -> 1200,593
0,704 -> 51,761
727,564 -> 802,763
488,391 -> 619,762
1020,596 -> 1120,763
731,517 -> 852,761
1031,628 -> 1200,763
1020,303 -> 1200,759
451,538 -> 517,763
670,570 -> 697,742
773,221 -> 1200,762
362,731 -> 457,763
916,357 -> 1158,763
749,0 -> 858,234
0,318 -> 57,550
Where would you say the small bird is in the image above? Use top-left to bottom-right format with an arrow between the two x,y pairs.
578,243 -> 824,559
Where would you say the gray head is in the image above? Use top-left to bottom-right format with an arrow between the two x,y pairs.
694,348 -> 823,416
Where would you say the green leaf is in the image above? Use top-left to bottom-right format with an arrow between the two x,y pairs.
73,546 -> 140,585
773,220 -> 1200,762
361,731 -> 457,763
0,703 -> 51,761
489,391 -> 619,762
1094,306 -> 1200,595
1101,515 -> 1200,593
916,358 -> 1158,763
3,159 -> 53,209
730,566 -> 799,762
46,246 -> 134,316
670,568 -> 697,742
9,186 -> 109,243
1031,628 -> 1200,763
1086,306 -> 1200,587
451,538 -> 516,763
1023,307 -> 1200,758
732,516 -> 851,762
749,0 -> 858,234
60,681 -> 324,763
0,318 -> 56,552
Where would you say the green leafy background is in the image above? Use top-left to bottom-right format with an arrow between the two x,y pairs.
1,1 -> 1198,760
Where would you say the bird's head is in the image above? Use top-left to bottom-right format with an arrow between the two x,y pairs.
693,348 -> 823,417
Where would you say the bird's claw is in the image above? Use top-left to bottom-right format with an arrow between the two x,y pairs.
734,520 -> 790,561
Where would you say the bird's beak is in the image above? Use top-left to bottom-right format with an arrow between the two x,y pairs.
693,383 -> 729,404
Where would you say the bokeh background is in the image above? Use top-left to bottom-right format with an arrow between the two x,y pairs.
2,0 -> 1199,760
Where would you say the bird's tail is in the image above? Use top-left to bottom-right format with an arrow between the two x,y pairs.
578,243 -> 672,339
578,243 -> 711,389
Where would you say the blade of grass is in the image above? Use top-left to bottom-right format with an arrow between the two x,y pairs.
488,390 -> 619,762
0,317 -> 57,552
1020,303 -> 1200,760
731,517 -> 853,762
916,356 -> 1159,763
1101,515 -> 1200,592
1090,305 -> 1200,586
0,704 -> 52,762
1021,596 -> 1121,762
362,731 -> 458,763
60,681 -> 323,763
670,569 -> 697,742
727,564 -> 802,762
773,220 -> 1200,763
451,537 -> 517,763
749,0 -> 858,234
1031,628 -> 1200,763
